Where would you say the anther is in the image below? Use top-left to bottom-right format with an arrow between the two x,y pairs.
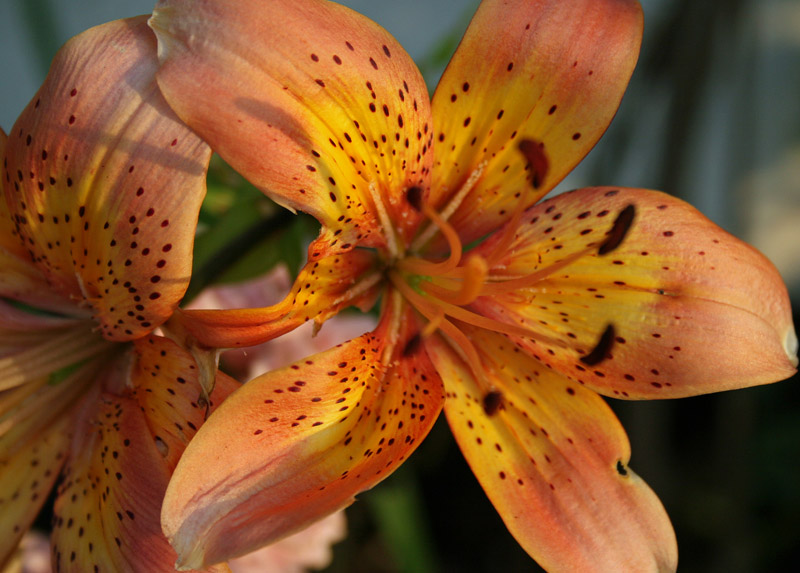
483,390 -> 503,416
406,186 -> 423,211
402,333 -> 422,356
518,139 -> 549,189
598,204 -> 635,255
580,324 -> 616,366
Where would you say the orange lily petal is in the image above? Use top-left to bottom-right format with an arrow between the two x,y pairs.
470,186 -> 797,399
162,297 -> 445,568
428,0 -> 642,247
0,246 -> 74,314
150,0 -> 433,257
175,246 -> 381,349
50,335 -> 238,572
3,16 -> 211,341
0,297 -> 83,343
425,328 -> 677,571
0,128 -> 25,259
0,407 -> 71,566
2,129 -> 68,312
0,354 -> 101,566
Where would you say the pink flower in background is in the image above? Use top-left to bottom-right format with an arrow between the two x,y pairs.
229,511 -> 346,573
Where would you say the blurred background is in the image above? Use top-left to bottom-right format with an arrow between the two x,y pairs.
2,0 -> 798,571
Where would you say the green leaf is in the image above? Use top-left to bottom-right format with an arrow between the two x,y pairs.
367,466 -> 441,573
184,156 -> 318,303
215,215 -> 317,284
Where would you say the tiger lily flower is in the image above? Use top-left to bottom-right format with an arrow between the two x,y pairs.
149,0 -> 798,570
0,17 -> 238,572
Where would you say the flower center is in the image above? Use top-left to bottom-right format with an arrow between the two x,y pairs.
387,185 -> 635,384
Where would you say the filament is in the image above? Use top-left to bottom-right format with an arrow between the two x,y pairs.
397,203 -> 463,276
411,162 -> 486,251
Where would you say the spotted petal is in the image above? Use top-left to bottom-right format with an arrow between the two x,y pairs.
0,398 -> 72,566
50,335 -> 238,573
150,0 -> 433,257
0,350 -> 103,565
2,129 -> 69,313
426,327 -> 677,571
3,17 -> 211,341
429,0 -> 642,247
162,296 -> 445,568
0,128 -> 26,261
470,186 -> 797,399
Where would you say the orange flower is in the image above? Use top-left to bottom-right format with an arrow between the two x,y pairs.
149,0 -> 798,570
0,17 -> 237,572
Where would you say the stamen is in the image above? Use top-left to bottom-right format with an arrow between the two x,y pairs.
330,270 -> 384,308
484,192 -> 529,268
420,307 -> 445,338
411,161 -> 486,251
390,270 -> 485,378
580,324 -> 616,365
598,204 -> 636,255
397,203 -> 463,276
422,255 -> 488,306
406,186 -> 423,212
480,204 -> 638,295
391,270 -> 567,350
382,287 -> 405,366
483,390 -> 503,416
402,333 -> 422,357
518,139 -> 549,189
367,181 -> 400,259
477,247 -> 594,296
433,298 -> 568,349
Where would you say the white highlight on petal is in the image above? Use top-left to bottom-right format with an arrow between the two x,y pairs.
784,325 -> 799,368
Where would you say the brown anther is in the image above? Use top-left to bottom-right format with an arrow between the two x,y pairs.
518,139 -> 549,189
598,204 -> 635,255
406,186 -> 423,211
483,390 -> 503,416
580,324 -> 616,366
402,333 -> 422,357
